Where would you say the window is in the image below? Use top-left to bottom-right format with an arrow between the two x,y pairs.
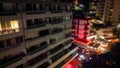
15,36 -> 23,43
0,3 -> 3,11
39,29 -> 49,37
34,19 -> 39,25
0,20 -> 19,31
26,19 -> 33,27
26,4 -> 32,11
39,4 -> 43,10
6,39 -> 11,46
12,3 -> 18,11
49,17 -> 51,23
33,4 -> 36,10
0,41 -> 5,48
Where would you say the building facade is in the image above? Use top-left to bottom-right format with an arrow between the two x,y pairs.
0,0 -> 78,68
96,0 -> 120,23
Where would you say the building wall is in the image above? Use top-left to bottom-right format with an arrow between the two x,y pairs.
96,0 -> 120,23
0,1 -> 78,68
112,0 -> 120,23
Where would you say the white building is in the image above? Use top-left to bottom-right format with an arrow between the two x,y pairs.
0,0 -> 78,68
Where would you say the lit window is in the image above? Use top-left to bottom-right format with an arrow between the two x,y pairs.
10,20 -> 19,29
0,20 -> 19,35
10,20 -> 19,32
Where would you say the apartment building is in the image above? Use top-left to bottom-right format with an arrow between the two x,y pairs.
96,0 -> 105,21
0,0 -> 78,68
96,0 -> 120,23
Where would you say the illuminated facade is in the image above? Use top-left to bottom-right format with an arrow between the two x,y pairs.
0,0 -> 78,68
72,0 -> 90,45
72,18 -> 90,45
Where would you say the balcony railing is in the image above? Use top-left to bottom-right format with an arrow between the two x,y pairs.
0,28 -> 20,36
51,51 -> 65,63
0,11 -> 17,16
27,44 -> 48,55
0,52 -> 26,68
25,11 -> 46,14
0,43 -> 22,52
27,23 -> 46,29
51,29 -> 63,35
50,19 -> 63,24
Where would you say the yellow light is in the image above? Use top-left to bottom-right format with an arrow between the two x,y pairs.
10,20 -> 19,29
91,19 -> 95,23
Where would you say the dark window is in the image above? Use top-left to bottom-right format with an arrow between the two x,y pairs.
40,41 -> 48,46
57,5 -> 60,10
15,36 -> 23,43
49,17 -> 51,23
33,4 -> 36,10
34,19 -> 39,25
0,41 -> 4,48
34,18 -> 43,25
12,3 -> 18,11
39,4 -> 43,10
26,4 -> 32,11
26,19 -> 33,27
0,3 -> 3,11
39,29 -> 49,37
6,39 -> 11,46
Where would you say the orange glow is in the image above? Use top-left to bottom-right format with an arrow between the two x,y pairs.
74,0 -> 78,5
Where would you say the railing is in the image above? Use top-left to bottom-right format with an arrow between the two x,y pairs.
27,23 -> 46,29
28,44 -> 48,55
25,11 -> 46,14
0,52 -> 26,68
0,11 -> 17,16
0,43 -> 22,52
0,28 -> 20,36
51,29 -> 63,35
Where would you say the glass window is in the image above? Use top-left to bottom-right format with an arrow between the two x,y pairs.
26,19 -> 33,27
0,3 -> 3,11
6,39 -> 11,46
10,20 -> 19,29
0,41 -> 5,48
15,36 -> 23,43
26,4 -> 32,11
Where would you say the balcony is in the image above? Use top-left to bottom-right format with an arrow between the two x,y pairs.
0,52 -> 26,68
27,23 -> 46,29
37,62 -> 50,68
25,11 -> 46,14
51,51 -> 65,63
0,11 -> 17,16
49,44 -> 63,55
50,19 -> 63,25
28,52 -> 48,67
50,28 -> 63,35
50,10 -> 63,13
65,32 -> 72,38
27,43 -> 49,55
0,28 -> 20,36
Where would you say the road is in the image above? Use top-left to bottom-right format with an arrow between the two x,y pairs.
62,54 -> 82,68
